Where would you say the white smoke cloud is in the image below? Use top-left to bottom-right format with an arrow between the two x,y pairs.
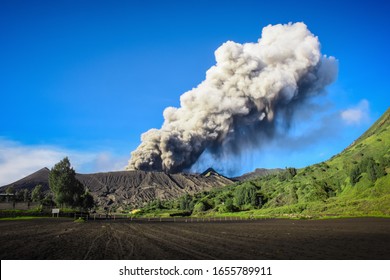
341,99 -> 370,125
127,22 -> 338,173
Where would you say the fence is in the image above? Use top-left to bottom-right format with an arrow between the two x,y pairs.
87,214 -> 255,223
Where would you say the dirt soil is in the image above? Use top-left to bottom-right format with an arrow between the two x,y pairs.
0,217 -> 389,260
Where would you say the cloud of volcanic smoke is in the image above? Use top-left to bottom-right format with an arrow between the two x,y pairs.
126,22 -> 338,173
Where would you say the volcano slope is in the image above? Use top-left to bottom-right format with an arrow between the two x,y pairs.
0,169 -> 233,208
253,106 -> 390,217
170,107 -> 390,218
0,217 -> 389,260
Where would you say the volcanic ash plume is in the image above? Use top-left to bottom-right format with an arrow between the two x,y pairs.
126,22 -> 338,173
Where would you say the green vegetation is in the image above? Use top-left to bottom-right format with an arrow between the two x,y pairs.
74,217 -> 86,223
49,157 -> 95,210
49,157 -> 85,207
0,207 -> 90,220
137,107 -> 390,219
5,186 -> 14,195
0,216 -> 48,221
31,184 -> 44,203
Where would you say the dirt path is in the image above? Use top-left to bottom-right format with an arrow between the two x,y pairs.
0,218 -> 389,259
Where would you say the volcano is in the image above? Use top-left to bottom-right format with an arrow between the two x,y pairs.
0,169 -> 234,208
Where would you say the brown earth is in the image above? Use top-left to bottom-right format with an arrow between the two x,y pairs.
0,217 -> 389,260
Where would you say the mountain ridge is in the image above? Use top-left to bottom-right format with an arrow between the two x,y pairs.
1,168 -> 240,208
0,166 -> 282,209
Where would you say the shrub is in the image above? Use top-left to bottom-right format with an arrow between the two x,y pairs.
31,185 -> 44,203
350,166 -> 361,186
179,194 -> 194,211
193,202 -> 207,213
224,198 -> 236,212
74,217 -> 86,223
286,167 -> 297,178
233,183 -> 259,208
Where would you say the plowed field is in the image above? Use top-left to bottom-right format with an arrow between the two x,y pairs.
0,218 -> 389,259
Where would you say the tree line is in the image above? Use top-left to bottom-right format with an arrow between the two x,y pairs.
3,157 -> 95,211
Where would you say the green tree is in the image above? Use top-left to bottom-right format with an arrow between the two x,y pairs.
42,193 -> 54,207
146,199 -> 163,210
31,184 -> 44,203
379,156 -> 389,172
81,190 -> 95,210
286,167 -> 297,178
218,197 -> 236,213
354,157 -> 386,183
193,201 -> 206,213
179,193 -> 194,211
225,198 -> 235,212
22,189 -> 30,202
350,166 -> 361,186
15,190 -> 25,202
5,186 -> 15,195
49,157 -> 85,208
233,183 -> 258,208
155,199 -> 163,210
364,157 -> 385,182
5,186 -> 16,202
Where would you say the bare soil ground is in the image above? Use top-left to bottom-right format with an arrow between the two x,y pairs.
0,218 -> 389,259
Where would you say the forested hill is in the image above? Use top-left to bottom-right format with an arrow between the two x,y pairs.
148,107 -> 390,217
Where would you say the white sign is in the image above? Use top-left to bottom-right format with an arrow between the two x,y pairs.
52,208 -> 60,217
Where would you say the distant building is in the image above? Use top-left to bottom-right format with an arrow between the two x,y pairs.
0,193 -> 15,202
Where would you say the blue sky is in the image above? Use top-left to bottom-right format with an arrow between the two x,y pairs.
1,0 -> 389,184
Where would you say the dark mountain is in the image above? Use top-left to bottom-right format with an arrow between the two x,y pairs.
1,167 -> 51,192
201,167 -> 219,176
0,169 -> 233,209
76,170 -> 233,208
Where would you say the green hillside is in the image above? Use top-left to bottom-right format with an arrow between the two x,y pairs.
139,107 -> 390,218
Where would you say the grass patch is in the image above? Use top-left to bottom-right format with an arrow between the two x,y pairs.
74,217 -> 86,223
0,216 -> 47,221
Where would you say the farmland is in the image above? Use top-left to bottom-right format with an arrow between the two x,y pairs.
0,217 -> 389,259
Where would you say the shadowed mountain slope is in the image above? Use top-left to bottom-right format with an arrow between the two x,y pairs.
0,168 -> 233,208
76,170 -> 233,207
